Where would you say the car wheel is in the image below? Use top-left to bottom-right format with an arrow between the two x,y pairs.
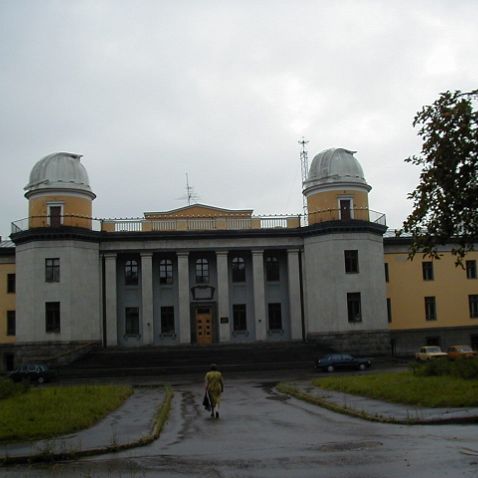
327,365 -> 334,373
359,363 -> 366,371
37,376 -> 45,384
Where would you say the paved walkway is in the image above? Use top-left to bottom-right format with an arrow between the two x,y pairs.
0,387 -> 165,462
1,375 -> 477,464
288,380 -> 478,424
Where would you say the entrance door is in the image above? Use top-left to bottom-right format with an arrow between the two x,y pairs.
196,307 -> 213,345
339,199 -> 351,221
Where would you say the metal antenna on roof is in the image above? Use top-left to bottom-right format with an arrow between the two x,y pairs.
298,137 -> 309,222
180,173 -> 199,206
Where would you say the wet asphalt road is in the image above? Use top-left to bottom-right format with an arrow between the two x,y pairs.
2,372 -> 478,477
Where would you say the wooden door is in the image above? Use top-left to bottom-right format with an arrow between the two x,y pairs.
196,307 -> 213,345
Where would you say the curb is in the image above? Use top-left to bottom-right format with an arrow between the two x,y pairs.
0,386 -> 173,466
276,383 -> 478,425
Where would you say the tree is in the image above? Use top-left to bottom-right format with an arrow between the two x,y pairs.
401,89 -> 478,263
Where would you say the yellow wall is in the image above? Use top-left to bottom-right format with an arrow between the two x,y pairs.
29,195 -> 92,229
307,190 -> 369,224
386,251 -> 478,330
0,262 -> 16,344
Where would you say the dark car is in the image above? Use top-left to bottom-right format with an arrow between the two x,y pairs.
314,353 -> 372,373
8,363 -> 53,384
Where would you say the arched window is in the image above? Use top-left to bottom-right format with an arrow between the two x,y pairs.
159,259 -> 173,284
265,256 -> 280,282
232,257 -> 246,282
125,260 -> 139,285
195,258 -> 209,283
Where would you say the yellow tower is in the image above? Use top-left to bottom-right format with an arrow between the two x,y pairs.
302,148 -> 371,225
24,152 -> 96,230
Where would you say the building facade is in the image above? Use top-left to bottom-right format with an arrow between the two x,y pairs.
2,148 -> 477,370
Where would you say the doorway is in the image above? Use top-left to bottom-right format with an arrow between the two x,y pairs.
195,306 -> 213,345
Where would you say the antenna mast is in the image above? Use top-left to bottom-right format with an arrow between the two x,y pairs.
184,173 -> 198,206
298,137 -> 309,222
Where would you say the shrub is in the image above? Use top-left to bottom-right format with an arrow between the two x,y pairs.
0,377 -> 29,400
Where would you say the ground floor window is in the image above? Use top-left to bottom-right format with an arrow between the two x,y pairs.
125,307 -> 140,336
233,304 -> 247,331
386,298 -> 392,323
268,303 -> 282,330
6,310 -> 15,336
45,302 -> 60,333
347,292 -> 362,322
161,306 -> 175,334
426,336 -> 440,346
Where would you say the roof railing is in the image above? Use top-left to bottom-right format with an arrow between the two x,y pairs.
11,208 -> 386,235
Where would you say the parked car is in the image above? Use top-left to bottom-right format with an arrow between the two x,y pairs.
8,363 -> 53,384
314,353 -> 372,372
446,345 -> 478,360
415,346 -> 447,361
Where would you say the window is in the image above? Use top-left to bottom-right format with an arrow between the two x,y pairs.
344,250 -> 359,273
347,293 -> 362,322
466,260 -> 477,279
469,295 -> 478,318
232,257 -> 246,282
265,256 -> 280,282
268,303 -> 282,330
387,298 -> 392,323
425,296 -> 437,321
45,258 -> 60,282
195,258 -> 209,283
233,304 -> 247,331
45,302 -> 60,333
159,259 -> 173,284
6,311 -> 15,336
426,336 -> 440,346
125,307 -> 140,335
48,204 -> 62,227
125,260 -> 139,285
7,273 -> 15,293
384,263 -> 389,282
160,306 -> 175,334
422,261 -> 434,281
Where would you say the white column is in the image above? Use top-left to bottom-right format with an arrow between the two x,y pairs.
177,252 -> 191,344
287,249 -> 303,340
216,251 -> 230,342
141,252 -> 154,345
104,253 -> 118,346
252,250 -> 266,341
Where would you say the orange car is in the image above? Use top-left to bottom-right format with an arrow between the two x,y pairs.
446,345 -> 477,360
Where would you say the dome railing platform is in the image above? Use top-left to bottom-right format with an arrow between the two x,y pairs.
11,209 -> 386,235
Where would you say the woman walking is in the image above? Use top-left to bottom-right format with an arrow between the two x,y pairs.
204,363 -> 224,419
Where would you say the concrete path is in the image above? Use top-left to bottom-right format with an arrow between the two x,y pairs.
0,387 -> 165,461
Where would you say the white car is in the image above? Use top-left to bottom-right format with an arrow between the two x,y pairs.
415,346 -> 447,361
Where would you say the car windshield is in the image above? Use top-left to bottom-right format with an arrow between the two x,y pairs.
458,346 -> 472,352
427,347 -> 441,352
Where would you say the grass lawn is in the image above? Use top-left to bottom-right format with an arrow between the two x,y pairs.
313,371 -> 478,408
0,385 -> 133,443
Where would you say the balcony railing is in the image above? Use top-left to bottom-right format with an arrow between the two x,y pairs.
11,209 -> 386,235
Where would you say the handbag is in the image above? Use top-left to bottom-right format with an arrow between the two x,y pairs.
202,391 -> 211,411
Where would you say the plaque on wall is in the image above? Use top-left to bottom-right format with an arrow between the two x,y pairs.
191,285 -> 215,300
220,316 -> 229,324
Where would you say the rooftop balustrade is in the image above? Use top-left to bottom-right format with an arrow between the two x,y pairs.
11,208 -> 386,235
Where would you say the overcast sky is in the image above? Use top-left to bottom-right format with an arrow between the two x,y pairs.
1,0 -> 477,238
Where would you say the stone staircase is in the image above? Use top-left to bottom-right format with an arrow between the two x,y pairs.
59,341 -> 330,378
